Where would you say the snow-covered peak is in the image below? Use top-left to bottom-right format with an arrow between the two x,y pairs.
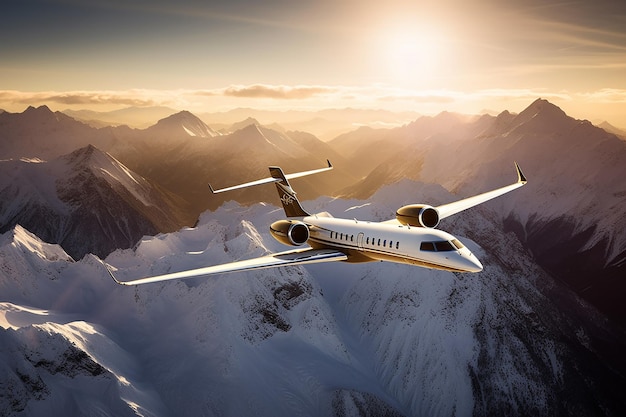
226,123 -> 312,159
0,225 -> 72,263
60,145 -> 149,198
150,110 -> 218,137
0,145 -> 184,259
508,98 -> 573,133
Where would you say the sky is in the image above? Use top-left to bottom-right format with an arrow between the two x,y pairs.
1,0 -> 626,126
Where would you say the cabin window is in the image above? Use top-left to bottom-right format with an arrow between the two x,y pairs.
383,240 -> 386,247
330,231 -> 334,239
340,233 -> 343,240
389,241 -> 393,248
396,242 -> 400,249
351,235 -> 354,242
377,239 -> 381,246
366,237 -> 370,244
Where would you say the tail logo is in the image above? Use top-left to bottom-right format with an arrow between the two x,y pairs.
281,193 -> 295,206
277,182 -> 297,206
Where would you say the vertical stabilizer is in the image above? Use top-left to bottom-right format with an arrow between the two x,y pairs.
269,166 -> 310,217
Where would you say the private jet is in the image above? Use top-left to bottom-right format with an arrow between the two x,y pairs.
104,161 -> 526,285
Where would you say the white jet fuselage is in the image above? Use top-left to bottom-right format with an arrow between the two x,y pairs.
304,216 -> 483,273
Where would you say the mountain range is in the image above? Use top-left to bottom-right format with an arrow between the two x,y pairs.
1,99 -> 625,415
63,106 -> 421,140
6,99 -> 622,324
1,189 -> 625,416
334,99 -> 626,326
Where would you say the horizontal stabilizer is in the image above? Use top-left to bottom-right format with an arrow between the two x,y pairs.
102,247 -> 347,286
209,160 -> 332,194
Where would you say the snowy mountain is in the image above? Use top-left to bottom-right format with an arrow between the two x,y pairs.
201,107 -> 421,141
0,145 -> 186,259
1,186 -> 625,416
2,100 -> 624,326
0,106 -> 352,249
113,120 -> 355,216
63,106 -> 179,129
144,110 -> 219,139
330,99 -> 626,326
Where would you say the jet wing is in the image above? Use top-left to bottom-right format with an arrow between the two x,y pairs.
436,162 -> 527,220
102,247 -> 347,286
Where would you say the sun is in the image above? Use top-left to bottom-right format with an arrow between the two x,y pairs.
381,25 -> 447,86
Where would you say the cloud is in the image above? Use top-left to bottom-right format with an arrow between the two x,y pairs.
579,88 -> 626,103
0,90 -> 158,107
222,84 -> 336,99
2,86 -> 626,125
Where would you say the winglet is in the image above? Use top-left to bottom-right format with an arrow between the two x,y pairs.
515,162 -> 527,184
208,183 -> 216,194
98,259 -> 131,286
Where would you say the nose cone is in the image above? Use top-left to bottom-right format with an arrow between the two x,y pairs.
465,255 -> 483,273
463,252 -> 483,272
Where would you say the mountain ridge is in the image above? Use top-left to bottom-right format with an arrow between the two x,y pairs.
1,191 -> 625,416
0,145 -> 186,259
1,99 -> 625,325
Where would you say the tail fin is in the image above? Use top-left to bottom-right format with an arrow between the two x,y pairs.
269,166 -> 310,217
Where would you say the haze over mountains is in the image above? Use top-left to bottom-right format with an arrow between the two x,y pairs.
63,106 -> 422,140
2,99 -> 623,322
1,99 -> 625,415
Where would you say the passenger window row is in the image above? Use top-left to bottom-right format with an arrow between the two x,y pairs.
330,231 -> 354,242
365,237 -> 399,250
329,231 -> 400,250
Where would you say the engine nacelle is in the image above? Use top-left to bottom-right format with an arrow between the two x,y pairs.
395,204 -> 440,228
270,220 -> 310,246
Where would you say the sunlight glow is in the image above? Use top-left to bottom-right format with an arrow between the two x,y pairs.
382,25 -> 448,86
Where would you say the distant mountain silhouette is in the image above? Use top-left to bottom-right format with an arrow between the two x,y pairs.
0,106 -> 120,159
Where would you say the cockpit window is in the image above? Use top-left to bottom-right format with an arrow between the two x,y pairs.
435,241 -> 455,252
420,242 -> 435,251
420,240 -> 461,252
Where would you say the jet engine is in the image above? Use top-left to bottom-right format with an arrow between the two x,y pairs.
270,220 -> 310,246
395,204 -> 440,228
